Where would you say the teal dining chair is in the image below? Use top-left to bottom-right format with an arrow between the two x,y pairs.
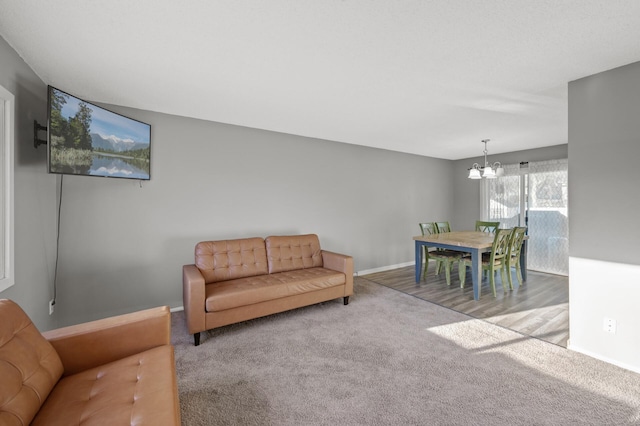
434,221 -> 452,233
505,227 -> 527,290
419,222 -> 463,286
419,222 -> 439,276
459,228 -> 511,297
434,221 -> 465,276
475,220 -> 500,233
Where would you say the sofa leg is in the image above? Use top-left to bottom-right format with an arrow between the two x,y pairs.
194,332 -> 201,346
343,296 -> 349,305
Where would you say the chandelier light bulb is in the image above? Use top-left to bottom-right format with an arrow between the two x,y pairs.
468,168 -> 481,179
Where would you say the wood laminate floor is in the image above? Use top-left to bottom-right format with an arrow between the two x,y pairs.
359,263 -> 569,347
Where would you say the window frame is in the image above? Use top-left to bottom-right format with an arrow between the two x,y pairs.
0,84 -> 15,292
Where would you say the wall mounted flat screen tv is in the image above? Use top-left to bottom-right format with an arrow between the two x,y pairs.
47,86 -> 151,180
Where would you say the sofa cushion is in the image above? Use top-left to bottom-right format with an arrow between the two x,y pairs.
195,237 -> 268,284
0,299 -> 64,426
31,345 -> 178,426
205,267 -> 345,312
265,234 -> 323,274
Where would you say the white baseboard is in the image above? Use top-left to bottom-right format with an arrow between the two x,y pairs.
356,261 -> 415,276
567,343 -> 640,375
170,306 -> 184,313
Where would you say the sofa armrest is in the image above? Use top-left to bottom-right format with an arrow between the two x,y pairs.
183,264 -> 206,335
322,250 -> 354,296
42,306 -> 171,376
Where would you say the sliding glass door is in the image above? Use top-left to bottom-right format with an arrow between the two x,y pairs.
483,159 -> 568,276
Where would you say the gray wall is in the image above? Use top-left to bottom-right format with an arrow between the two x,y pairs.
3,29 -> 638,372
0,36 -> 58,330
568,61 -> 640,372
1,33 -> 454,329
569,62 -> 640,265
53,106 -> 454,326
0,28 -> 567,330
451,144 -> 568,230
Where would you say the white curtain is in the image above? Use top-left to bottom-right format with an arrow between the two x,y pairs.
481,162 -> 520,225
483,159 -> 568,275
527,159 -> 568,275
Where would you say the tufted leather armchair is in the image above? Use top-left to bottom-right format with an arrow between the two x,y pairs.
0,299 -> 181,425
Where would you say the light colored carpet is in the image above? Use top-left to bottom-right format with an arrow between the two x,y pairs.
171,278 -> 640,425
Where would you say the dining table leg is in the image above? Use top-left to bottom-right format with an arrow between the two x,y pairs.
520,239 -> 528,281
471,247 -> 481,300
415,241 -> 423,282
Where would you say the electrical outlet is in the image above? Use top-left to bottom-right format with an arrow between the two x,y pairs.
49,299 -> 55,315
603,317 -> 616,334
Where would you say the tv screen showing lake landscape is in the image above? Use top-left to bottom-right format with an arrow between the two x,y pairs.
48,86 -> 151,180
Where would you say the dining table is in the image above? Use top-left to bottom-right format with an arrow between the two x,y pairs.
413,231 -> 528,300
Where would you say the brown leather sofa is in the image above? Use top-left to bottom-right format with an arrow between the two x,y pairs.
183,234 -> 353,346
0,299 -> 181,425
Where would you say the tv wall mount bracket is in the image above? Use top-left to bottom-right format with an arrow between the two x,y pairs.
34,120 -> 47,148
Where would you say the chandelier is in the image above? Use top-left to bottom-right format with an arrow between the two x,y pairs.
467,139 -> 504,179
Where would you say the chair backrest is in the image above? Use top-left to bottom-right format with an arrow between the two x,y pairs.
419,222 -> 437,236
265,234 -> 323,274
195,237 -> 268,283
507,227 -> 527,259
434,221 -> 451,233
490,228 -> 512,264
476,220 -> 500,233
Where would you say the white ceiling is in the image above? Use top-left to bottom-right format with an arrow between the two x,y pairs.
2,1 -> 640,160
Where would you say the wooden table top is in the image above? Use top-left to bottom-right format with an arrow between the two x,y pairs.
413,231 -> 496,249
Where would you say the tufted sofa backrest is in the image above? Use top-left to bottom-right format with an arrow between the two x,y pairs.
265,234 -> 323,274
0,299 -> 64,425
195,237 -> 269,284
